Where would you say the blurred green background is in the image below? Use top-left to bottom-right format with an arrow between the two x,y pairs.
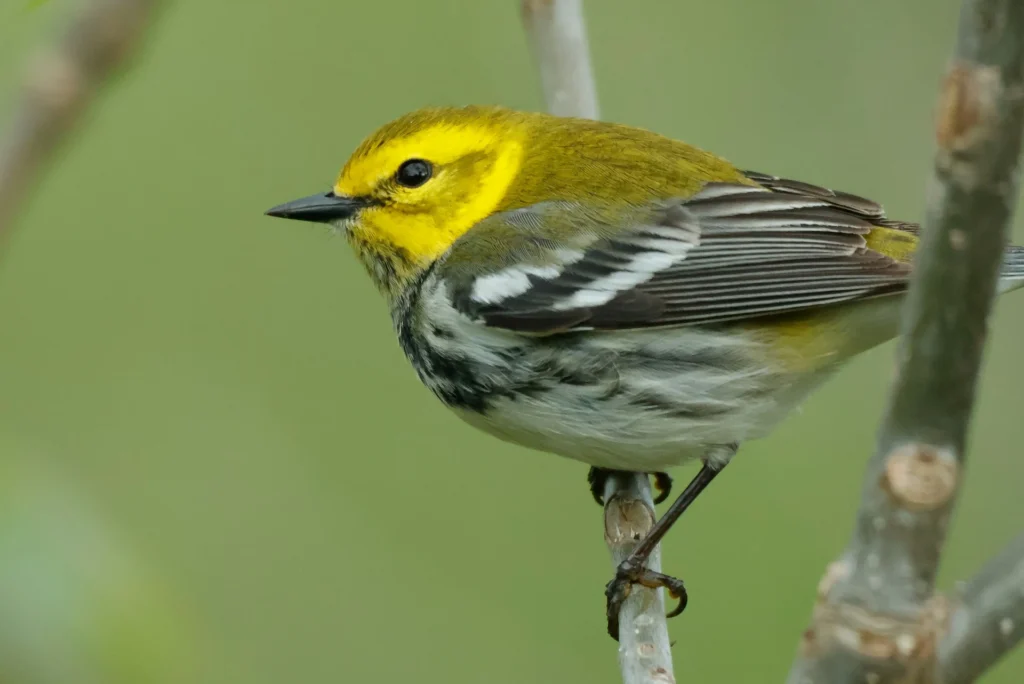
2,0 -> 1023,681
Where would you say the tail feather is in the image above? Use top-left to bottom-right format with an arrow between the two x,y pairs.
999,245 -> 1024,293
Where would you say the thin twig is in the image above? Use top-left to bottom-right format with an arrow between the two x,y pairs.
0,0 -> 161,251
520,1 -> 675,682
939,533 -> 1024,683
788,0 -> 1024,681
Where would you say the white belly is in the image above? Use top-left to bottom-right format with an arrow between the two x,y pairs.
453,366 -> 831,471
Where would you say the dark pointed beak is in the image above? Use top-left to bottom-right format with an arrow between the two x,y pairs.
265,191 -> 367,223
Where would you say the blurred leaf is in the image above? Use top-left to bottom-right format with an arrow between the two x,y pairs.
0,448 -> 195,684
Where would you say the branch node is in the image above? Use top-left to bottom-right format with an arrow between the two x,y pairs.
880,444 -> 959,511
650,666 -> 675,683
25,52 -> 83,114
817,559 -> 853,598
604,493 -> 655,545
936,63 -> 1001,153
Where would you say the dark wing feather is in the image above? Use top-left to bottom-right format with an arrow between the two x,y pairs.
444,173 -> 914,334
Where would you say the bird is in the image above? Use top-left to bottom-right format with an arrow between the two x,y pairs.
265,104 -> 1024,639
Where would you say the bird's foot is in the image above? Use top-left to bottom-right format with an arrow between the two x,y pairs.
587,467 -> 673,506
598,457 -> 730,640
604,558 -> 688,640
651,472 -> 673,504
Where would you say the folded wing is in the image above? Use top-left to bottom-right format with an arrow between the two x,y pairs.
442,172 -> 914,334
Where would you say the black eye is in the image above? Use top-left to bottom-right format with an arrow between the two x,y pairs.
395,159 -> 433,188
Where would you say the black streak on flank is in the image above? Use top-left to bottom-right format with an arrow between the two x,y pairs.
513,357 -> 606,400
627,389 -> 734,420
431,325 -> 454,340
395,266 -> 515,413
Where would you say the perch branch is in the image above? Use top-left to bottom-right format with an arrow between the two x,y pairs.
0,0 -> 161,250
788,0 -> 1024,682
603,472 -> 676,683
520,1 -> 675,682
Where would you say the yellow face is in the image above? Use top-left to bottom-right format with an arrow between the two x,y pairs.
332,108 -> 526,285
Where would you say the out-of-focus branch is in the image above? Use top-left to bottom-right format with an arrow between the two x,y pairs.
520,2 -> 675,682
939,532 -> 1024,683
788,0 -> 1024,682
0,0 -> 161,250
521,0 -> 598,120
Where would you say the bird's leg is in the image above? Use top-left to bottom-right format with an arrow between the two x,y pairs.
587,467 -> 674,506
604,445 -> 736,640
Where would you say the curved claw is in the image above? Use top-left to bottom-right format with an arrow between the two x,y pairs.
604,559 -> 689,640
651,472 -> 673,505
604,572 -> 632,640
664,577 -> 689,618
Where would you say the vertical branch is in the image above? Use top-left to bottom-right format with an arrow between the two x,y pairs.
521,0 -> 599,120
520,2 -> 675,682
788,0 -> 1024,682
0,0 -> 161,250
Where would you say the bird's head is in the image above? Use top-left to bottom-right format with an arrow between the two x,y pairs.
266,105 -> 538,298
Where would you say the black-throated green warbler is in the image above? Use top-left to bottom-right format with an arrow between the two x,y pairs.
266,105 -> 1024,639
